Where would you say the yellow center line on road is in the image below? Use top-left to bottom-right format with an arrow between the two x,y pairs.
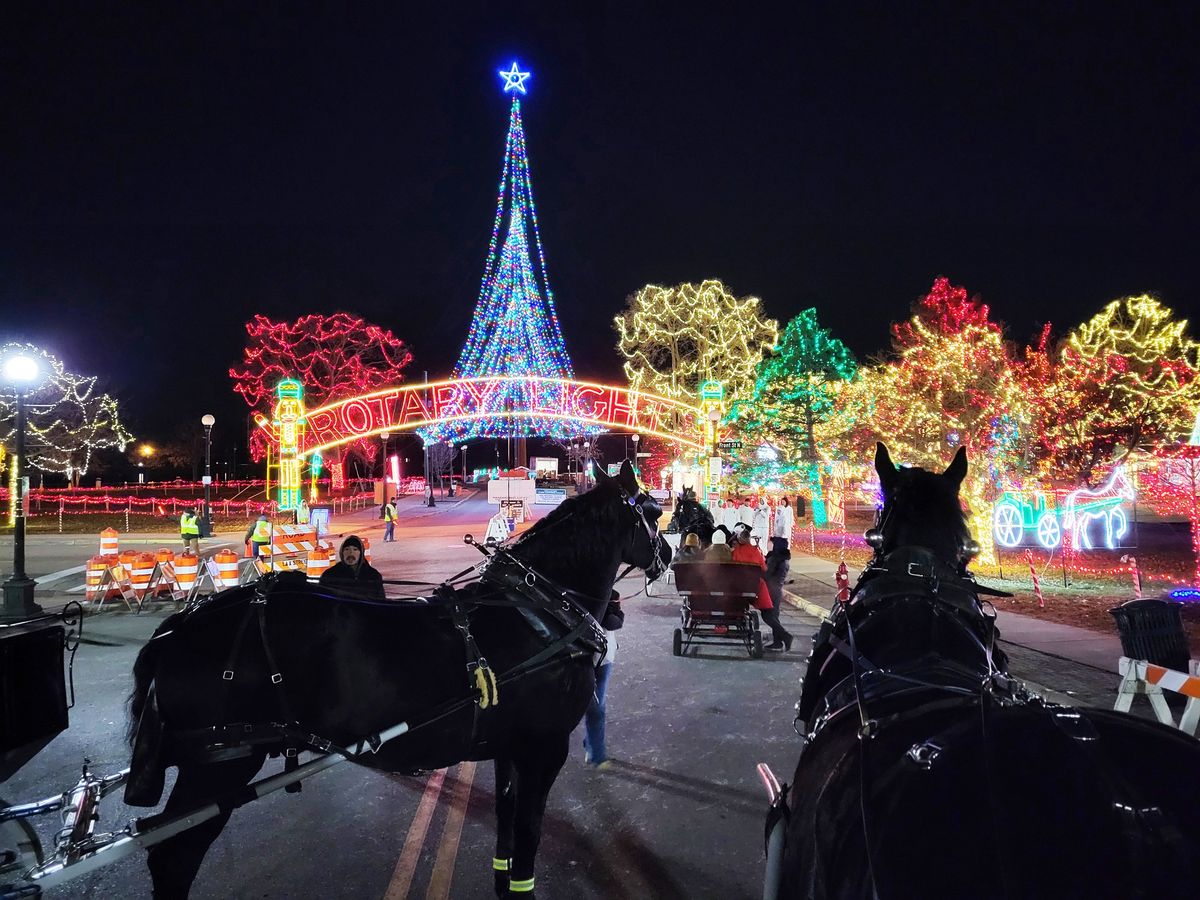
425,761 -> 477,900
384,768 -> 447,900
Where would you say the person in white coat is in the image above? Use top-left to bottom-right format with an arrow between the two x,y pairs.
737,497 -> 754,532
721,497 -> 742,534
751,499 -> 771,547
773,495 -> 795,545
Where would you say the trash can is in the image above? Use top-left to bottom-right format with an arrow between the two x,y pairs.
1108,598 -> 1191,671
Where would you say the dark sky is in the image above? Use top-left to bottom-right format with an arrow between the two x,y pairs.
3,3 -> 1198,458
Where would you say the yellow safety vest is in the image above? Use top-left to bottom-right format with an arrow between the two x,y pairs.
384,504 -> 396,522
252,519 -> 272,543
180,513 -> 200,536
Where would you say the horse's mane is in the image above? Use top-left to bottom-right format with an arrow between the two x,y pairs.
880,466 -> 970,564
511,482 -> 626,596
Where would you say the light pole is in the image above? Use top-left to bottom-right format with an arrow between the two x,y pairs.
583,441 -> 591,488
460,444 -> 468,488
201,414 -> 215,533
424,442 -> 436,507
3,352 -> 44,617
631,433 -> 640,476
380,432 -> 391,500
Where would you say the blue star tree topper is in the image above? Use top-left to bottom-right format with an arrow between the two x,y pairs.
498,61 -> 531,94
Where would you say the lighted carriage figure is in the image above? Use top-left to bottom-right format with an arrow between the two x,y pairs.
991,466 -> 1134,550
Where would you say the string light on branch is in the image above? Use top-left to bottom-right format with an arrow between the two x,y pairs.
0,342 -> 133,479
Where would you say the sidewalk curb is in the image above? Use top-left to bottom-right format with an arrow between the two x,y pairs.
783,587 -> 830,621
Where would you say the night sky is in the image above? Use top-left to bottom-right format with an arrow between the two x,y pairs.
3,4 -> 1198,464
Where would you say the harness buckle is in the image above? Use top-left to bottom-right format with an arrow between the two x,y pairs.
524,572 -> 536,586
222,670 -> 235,681
271,673 -> 283,684
284,747 -> 298,758
907,562 -> 929,578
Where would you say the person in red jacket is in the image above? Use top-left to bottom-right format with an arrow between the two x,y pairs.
730,526 -> 793,651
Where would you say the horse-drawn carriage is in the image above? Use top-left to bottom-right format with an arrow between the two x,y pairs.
671,561 -> 765,658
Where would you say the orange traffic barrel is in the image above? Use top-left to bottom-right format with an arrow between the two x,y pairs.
99,527 -> 119,556
305,546 -> 330,583
131,552 -> 156,599
362,537 -> 372,562
117,550 -> 138,581
85,556 -> 108,601
175,553 -> 199,593
153,548 -> 175,595
215,550 -> 240,589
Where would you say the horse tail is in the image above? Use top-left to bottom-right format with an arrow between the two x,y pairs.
126,611 -> 186,746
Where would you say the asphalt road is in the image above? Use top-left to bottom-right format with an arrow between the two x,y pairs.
2,495 -> 1152,899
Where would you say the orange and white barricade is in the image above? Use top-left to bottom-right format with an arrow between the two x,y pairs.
174,553 -> 199,594
306,546 -> 331,583
1115,656 -> 1200,736
215,550 -> 241,589
130,552 -> 156,602
90,557 -> 138,613
85,556 -> 109,602
142,548 -> 184,604
99,527 -> 119,556
257,525 -> 318,574
362,537 -> 372,563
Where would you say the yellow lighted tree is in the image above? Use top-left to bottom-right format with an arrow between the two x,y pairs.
613,279 -> 778,403
1051,295 -> 1200,485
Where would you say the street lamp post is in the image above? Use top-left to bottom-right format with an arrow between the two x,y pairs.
631,433 -> 640,475
201,414 -> 215,533
583,441 -> 591,488
424,442 -> 436,508
3,353 -> 44,618
460,444 -> 468,488
380,432 -> 391,500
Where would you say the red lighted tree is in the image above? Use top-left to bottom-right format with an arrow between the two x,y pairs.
230,313 -> 413,461
1142,445 -> 1200,586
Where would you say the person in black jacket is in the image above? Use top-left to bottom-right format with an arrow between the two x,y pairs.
763,536 -> 794,651
319,535 -> 386,600
582,590 -> 624,769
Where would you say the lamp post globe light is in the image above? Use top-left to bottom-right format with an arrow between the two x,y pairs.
201,414 -> 215,533
2,352 -> 45,618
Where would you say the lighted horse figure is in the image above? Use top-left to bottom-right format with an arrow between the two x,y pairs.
1060,466 -> 1134,550
762,444 -> 1200,899
125,461 -> 669,899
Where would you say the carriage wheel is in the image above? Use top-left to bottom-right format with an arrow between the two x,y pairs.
993,503 -> 1023,548
750,630 -> 764,659
672,628 -> 683,657
1035,512 -> 1061,549
0,799 -> 44,883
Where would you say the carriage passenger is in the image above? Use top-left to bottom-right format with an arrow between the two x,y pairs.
319,534 -> 386,600
704,529 -> 734,562
731,527 -> 792,651
676,531 -> 704,561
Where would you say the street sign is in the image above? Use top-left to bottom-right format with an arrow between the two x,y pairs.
716,440 -> 742,451
635,452 -> 652,458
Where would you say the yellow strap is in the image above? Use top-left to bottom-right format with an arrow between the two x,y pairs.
509,877 -> 535,893
486,665 -> 500,707
492,857 -> 511,872
475,667 -> 491,709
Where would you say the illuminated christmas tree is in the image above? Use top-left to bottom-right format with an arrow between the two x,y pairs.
728,308 -> 856,512
614,279 -> 778,404
426,62 -> 580,442
826,278 -> 1030,562
1142,443 -> 1200,586
1048,295 -> 1200,484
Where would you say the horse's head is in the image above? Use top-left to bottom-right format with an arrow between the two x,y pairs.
871,442 -> 972,567
594,460 -> 671,581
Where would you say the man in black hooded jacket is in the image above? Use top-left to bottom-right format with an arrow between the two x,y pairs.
319,534 -> 386,600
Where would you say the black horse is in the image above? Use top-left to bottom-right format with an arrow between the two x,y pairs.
667,492 -> 719,547
766,443 -> 1200,899
125,460 -> 669,899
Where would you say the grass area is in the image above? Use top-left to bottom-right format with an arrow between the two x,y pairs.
2,513 -> 293,536
806,512 -> 1200,646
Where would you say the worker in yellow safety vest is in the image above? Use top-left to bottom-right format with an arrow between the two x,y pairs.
243,515 -> 272,558
180,506 -> 201,555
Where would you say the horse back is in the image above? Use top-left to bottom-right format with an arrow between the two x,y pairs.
784,698 -> 1200,899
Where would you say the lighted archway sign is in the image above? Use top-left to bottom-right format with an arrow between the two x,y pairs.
271,376 -> 708,458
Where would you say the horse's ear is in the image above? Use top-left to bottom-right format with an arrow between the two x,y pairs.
874,443 -> 897,488
944,446 -> 968,485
